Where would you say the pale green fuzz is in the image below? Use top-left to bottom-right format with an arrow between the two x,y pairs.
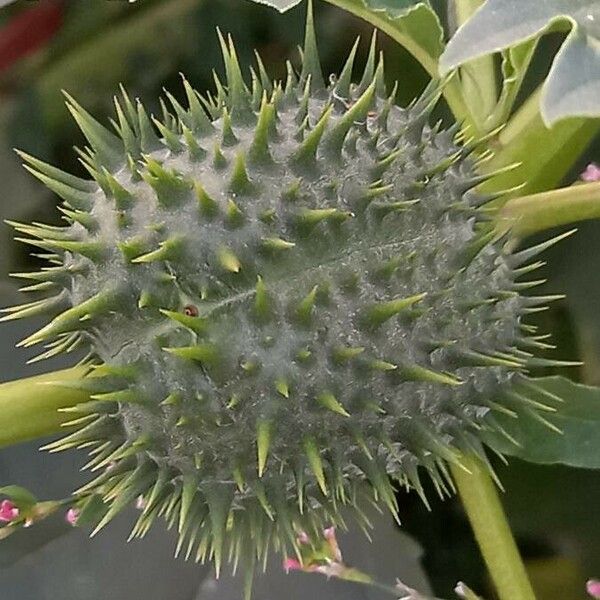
3,4 -> 568,590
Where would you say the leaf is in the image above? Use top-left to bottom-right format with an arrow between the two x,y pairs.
361,0 -> 424,19
544,24 -> 600,125
440,0 -> 600,125
479,87 -> 600,197
248,0 -> 303,12
328,0 -> 444,75
484,376 -> 600,469
0,486 -> 37,509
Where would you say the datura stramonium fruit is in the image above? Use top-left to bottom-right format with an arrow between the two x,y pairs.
2,4 -> 570,588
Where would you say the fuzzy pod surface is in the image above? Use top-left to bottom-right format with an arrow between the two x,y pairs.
2,4 -> 569,585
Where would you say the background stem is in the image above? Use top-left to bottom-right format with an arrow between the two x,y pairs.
451,454 -> 536,600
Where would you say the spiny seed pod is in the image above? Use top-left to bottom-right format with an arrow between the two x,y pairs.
2,4 -> 571,591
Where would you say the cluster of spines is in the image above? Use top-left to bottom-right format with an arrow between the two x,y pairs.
2,217 -> 577,378
5,103 -> 568,419
44,367 -> 403,583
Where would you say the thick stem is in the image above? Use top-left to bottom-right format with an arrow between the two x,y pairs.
451,455 -> 536,600
0,367 -> 90,448
497,182 -> 600,237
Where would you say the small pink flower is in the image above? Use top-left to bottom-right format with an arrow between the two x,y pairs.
296,531 -> 309,545
587,579 -> 600,598
581,163 -> 600,182
0,500 -> 19,523
283,558 -> 303,573
323,526 -> 342,562
65,508 -> 79,526
135,495 -> 146,510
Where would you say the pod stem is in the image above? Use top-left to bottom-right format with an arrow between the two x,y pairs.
0,367 -> 90,449
497,182 -> 600,238
451,454 -> 536,600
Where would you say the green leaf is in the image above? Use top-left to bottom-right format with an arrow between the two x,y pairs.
440,0 -> 600,125
0,486 -> 37,509
479,87 -> 600,197
249,0 -> 303,11
361,0 -> 424,19
484,376 -> 600,469
326,0 -> 443,75
0,367 -> 91,449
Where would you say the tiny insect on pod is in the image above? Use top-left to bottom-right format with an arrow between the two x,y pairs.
2,1 -> 573,595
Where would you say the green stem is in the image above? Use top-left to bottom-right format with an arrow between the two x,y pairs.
484,40 -> 537,132
453,0 -> 497,130
0,367 -> 90,448
334,566 -> 427,598
341,569 -> 400,596
497,182 -> 600,238
451,455 -> 536,600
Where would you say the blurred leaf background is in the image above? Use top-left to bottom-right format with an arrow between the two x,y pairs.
0,1 -> 598,599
